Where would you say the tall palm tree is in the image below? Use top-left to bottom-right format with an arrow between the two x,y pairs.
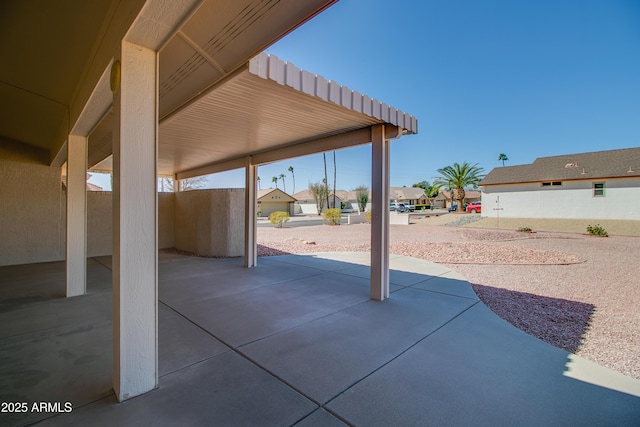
279,173 -> 286,192
272,176 -> 278,189
434,162 -> 484,212
323,153 -> 329,209
498,153 -> 509,167
257,176 -> 261,190
288,166 -> 295,194
332,151 -> 337,208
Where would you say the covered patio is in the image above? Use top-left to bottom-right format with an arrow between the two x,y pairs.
2,252 -> 639,425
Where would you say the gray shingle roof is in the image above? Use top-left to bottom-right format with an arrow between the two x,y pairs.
480,147 -> 640,186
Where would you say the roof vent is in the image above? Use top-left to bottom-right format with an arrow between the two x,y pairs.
565,162 -> 579,168
628,166 -> 635,173
581,168 -> 586,175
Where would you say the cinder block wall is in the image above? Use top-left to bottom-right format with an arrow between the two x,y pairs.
0,139 -> 65,266
174,189 -> 245,257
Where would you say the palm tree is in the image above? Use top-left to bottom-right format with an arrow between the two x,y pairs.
498,153 -> 509,167
272,176 -> 278,189
288,166 -> 295,194
279,173 -> 286,192
323,153 -> 329,209
434,162 -> 484,212
332,151 -> 337,208
424,183 -> 441,209
257,176 -> 261,190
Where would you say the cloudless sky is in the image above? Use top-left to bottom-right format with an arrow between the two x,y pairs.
90,0 -> 640,192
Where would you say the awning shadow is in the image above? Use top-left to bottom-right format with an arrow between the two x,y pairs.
471,283 -> 595,353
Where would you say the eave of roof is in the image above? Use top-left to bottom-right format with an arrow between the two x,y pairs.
480,147 -> 640,186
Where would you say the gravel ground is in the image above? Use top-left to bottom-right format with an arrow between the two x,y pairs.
257,221 -> 640,381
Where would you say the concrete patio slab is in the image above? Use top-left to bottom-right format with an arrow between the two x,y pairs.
39,352 -> 317,427
1,252 -> 639,426
173,271 -> 372,348
240,287 -> 477,404
326,302 -> 640,426
158,303 -> 228,377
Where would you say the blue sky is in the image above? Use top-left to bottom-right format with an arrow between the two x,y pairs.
90,0 -> 640,192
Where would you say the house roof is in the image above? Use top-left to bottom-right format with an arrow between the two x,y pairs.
390,187 -> 425,200
480,147 -> 640,186
257,188 -> 296,202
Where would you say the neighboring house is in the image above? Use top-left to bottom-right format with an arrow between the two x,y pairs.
293,189 -> 356,214
434,190 -> 481,209
389,187 -> 427,205
480,147 -> 640,220
294,186 -> 431,214
257,188 -> 296,217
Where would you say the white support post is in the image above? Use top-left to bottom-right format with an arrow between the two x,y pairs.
370,124 -> 390,300
66,135 -> 87,297
112,40 -> 158,401
244,156 -> 258,267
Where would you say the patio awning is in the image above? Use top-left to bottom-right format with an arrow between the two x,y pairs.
88,53 -> 418,178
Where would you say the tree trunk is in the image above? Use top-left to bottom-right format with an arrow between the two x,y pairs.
453,187 -> 466,211
332,151 -> 337,209
323,153 -> 329,210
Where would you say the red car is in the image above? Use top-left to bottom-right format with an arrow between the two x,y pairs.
466,202 -> 481,213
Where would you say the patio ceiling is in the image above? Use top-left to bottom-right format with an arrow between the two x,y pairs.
0,0 -> 338,161
90,53 -> 418,177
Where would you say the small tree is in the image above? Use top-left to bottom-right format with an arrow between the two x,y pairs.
309,181 -> 328,215
323,208 -> 341,225
354,185 -> 369,212
269,211 -> 290,228
498,153 -> 509,167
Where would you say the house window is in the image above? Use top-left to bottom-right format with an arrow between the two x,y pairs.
593,182 -> 605,197
541,181 -> 562,187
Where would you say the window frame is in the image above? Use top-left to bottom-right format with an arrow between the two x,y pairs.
593,182 -> 605,197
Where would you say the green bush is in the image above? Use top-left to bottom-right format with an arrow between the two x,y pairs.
586,224 -> 608,237
365,210 -> 372,223
323,208 -> 342,225
517,227 -> 532,233
269,211 -> 290,228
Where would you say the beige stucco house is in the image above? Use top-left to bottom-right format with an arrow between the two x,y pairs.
257,188 -> 296,217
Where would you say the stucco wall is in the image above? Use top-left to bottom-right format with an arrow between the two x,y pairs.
174,189 -> 244,257
87,192 -> 175,257
482,178 -> 640,220
0,139 -> 65,266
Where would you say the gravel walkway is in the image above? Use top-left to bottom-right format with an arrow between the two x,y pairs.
257,222 -> 640,381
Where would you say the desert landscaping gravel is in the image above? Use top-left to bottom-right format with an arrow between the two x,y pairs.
257,218 -> 640,381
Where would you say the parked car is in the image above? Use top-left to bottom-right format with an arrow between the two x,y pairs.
466,202 -> 481,213
448,204 -> 467,212
389,203 -> 414,213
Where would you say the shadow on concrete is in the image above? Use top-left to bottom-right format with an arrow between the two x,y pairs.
471,283 -> 595,353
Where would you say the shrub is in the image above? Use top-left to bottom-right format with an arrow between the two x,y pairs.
586,224 -> 608,237
517,227 -> 532,233
269,211 -> 290,228
323,208 -> 341,225
365,211 -> 372,223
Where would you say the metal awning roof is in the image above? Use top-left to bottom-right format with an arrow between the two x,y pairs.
90,53 -> 417,178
